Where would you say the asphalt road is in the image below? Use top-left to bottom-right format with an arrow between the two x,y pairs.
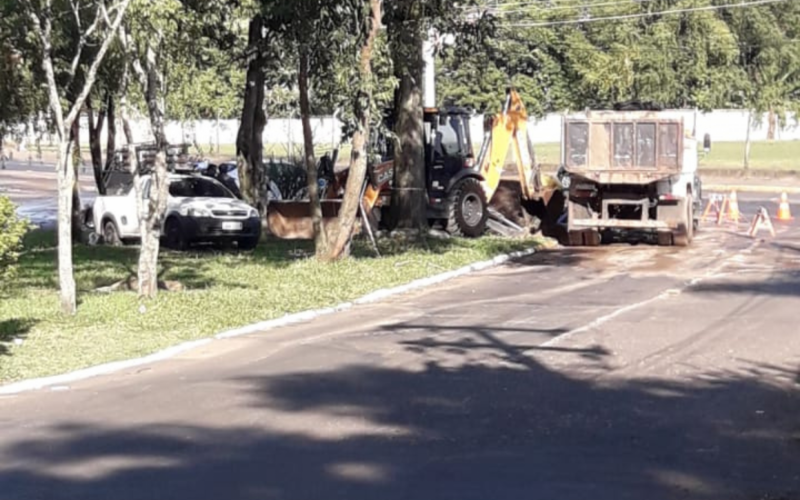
1,198 -> 799,500
0,160 -> 96,226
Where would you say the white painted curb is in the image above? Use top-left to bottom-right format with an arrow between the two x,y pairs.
0,246 -> 537,396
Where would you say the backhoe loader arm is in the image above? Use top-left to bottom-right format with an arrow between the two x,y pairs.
476,89 -> 541,202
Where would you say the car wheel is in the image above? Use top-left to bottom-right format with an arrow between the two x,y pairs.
165,218 -> 188,251
238,236 -> 260,251
103,220 -> 122,247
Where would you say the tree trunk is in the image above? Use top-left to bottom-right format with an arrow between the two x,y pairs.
120,90 -> 134,145
70,119 -> 83,241
767,108 -> 777,141
325,0 -> 382,261
298,48 -> 327,256
389,10 -> 426,231
134,49 -> 170,300
744,111 -> 752,171
105,93 -> 117,174
57,139 -> 77,314
87,100 -> 108,195
236,15 -> 267,212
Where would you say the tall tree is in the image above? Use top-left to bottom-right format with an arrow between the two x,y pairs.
385,0 -> 427,232
326,0 -> 383,261
236,14 -> 269,210
20,0 -> 132,314
261,0 -> 374,257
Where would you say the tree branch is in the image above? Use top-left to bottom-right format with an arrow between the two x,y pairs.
64,0 -> 133,129
66,1 -> 107,89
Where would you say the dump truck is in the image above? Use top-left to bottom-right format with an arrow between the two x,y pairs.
559,110 -> 702,247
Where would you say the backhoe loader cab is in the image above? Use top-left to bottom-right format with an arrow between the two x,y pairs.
421,107 -> 489,236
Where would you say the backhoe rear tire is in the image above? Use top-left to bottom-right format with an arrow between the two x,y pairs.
446,178 -> 488,238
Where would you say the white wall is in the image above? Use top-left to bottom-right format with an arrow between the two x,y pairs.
16,110 -> 800,156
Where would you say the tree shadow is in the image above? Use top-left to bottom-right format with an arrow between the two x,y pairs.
691,270 -> 800,297
1,333 -> 798,500
0,319 -> 36,356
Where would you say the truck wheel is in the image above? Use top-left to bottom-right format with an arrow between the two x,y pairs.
583,230 -> 602,247
164,218 -> 188,251
657,231 -> 673,246
566,230 -> 583,247
673,195 -> 693,247
103,220 -> 122,247
446,178 -> 488,238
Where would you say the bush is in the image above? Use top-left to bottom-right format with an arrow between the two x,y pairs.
0,196 -> 29,284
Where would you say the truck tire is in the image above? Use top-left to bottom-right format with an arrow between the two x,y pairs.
567,230 -> 584,247
446,178 -> 488,238
657,231 -> 673,246
238,236 -> 260,251
583,229 -> 602,247
673,195 -> 693,247
103,219 -> 122,247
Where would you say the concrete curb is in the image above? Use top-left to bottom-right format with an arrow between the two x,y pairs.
0,246 -> 538,396
705,184 -> 800,195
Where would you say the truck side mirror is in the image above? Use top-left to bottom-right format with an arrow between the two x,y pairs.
703,133 -> 711,153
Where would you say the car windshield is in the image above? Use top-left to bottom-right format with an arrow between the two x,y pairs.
169,177 -> 234,198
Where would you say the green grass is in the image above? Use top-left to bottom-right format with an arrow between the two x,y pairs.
533,141 -> 800,172
698,141 -> 800,171
0,231 -> 543,384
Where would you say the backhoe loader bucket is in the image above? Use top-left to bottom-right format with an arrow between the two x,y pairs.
487,174 -> 567,241
267,200 -> 363,240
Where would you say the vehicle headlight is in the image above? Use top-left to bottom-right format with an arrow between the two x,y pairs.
186,207 -> 212,217
249,208 -> 259,218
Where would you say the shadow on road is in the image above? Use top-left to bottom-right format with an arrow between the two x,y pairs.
1,332 -> 798,500
692,270 -> 800,297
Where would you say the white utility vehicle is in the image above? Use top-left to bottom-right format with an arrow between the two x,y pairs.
92,173 -> 262,250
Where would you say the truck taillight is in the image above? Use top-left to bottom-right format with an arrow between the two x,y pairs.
659,194 -> 677,201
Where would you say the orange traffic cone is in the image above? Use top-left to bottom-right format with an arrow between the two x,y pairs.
777,192 -> 793,221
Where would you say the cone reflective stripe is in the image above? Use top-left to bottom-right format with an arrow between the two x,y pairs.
777,192 -> 793,221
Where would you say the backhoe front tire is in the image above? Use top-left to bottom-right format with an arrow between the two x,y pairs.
446,178 -> 488,238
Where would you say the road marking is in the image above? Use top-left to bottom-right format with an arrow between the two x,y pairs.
540,239 -> 761,348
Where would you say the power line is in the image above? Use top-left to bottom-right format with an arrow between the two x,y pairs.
490,0 -> 662,14
495,0 -> 791,27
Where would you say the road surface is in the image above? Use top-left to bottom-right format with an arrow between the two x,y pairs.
0,160 -> 96,226
0,198 -> 799,500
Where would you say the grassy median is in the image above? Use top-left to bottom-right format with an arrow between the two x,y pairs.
0,231 -> 543,384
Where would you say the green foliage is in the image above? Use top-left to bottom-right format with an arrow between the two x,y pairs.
0,196 -> 29,285
0,2 -> 48,139
437,0 -> 800,117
